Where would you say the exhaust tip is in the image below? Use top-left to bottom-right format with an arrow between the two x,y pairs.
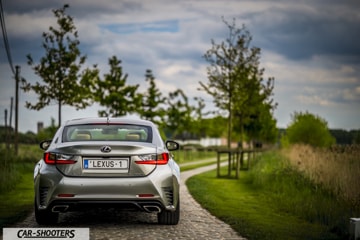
52,205 -> 69,213
143,205 -> 161,213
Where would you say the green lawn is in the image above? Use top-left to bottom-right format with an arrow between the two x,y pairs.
0,144 -> 40,232
0,167 -> 34,231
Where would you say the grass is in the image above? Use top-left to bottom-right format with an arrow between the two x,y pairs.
248,152 -> 356,237
173,149 -> 222,171
187,149 -> 358,240
7,143 -> 357,239
0,144 -> 42,231
173,149 -> 217,163
0,169 -> 34,230
0,144 -> 41,192
283,144 -> 360,209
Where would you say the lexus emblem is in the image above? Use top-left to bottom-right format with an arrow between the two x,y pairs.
100,146 -> 112,153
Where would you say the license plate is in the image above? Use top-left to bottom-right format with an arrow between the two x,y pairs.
83,159 -> 129,170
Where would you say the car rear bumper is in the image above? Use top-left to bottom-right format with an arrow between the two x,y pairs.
35,165 -> 179,213
47,199 -> 165,213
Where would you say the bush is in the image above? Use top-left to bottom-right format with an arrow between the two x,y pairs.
285,111 -> 335,148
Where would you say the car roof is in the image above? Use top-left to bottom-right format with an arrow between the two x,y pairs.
63,117 -> 155,127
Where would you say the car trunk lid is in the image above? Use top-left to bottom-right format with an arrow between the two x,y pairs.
52,142 -> 159,177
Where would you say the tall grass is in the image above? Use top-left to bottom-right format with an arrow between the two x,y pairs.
0,144 -> 42,193
0,147 -> 20,193
282,144 -> 360,210
0,145 -> 37,232
249,151 -> 357,237
188,152 -> 342,239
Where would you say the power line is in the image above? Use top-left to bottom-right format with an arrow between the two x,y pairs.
0,0 -> 15,75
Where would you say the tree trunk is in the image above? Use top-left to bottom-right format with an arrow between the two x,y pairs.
227,72 -> 233,149
239,113 -> 244,149
227,96 -> 232,149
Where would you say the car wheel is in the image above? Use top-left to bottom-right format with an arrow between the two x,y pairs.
34,199 -> 59,225
158,200 -> 180,225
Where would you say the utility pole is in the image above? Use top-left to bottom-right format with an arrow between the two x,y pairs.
9,97 -> 13,149
4,109 -> 9,150
15,65 -> 20,155
9,97 -> 13,123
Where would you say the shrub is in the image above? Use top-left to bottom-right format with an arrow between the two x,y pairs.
285,111 -> 335,147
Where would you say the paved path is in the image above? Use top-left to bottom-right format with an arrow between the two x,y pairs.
7,163 -> 246,240
178,158 -> 217,167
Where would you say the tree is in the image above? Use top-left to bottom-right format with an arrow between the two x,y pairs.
241,103 -> 278,144
286,111 -> 335,148
191,97 -> 208,138
94,56 -> 141,117
202,116 -> 227,138
163,89 -> 194,139
139,69 -> 166,125
37,118 -> 58,141
232,57 -> 277,145
200,18 -> 276,148
351,130 -> 360,144
330,129 -> 353,145
23,4 -> 97,127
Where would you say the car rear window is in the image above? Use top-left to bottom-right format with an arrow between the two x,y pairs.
62,124 -> 152,143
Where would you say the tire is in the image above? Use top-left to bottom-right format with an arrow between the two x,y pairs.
34,199 -> 59,225
158,201 -> 180,225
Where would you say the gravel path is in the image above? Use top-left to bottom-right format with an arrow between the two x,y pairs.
5,163 -> 246,240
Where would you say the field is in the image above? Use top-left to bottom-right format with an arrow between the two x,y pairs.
187,144 -> 360,239
283,144 -> 360,209
0,144 -> 42,193
0,144 -> 42,231
2,143 -> 359,239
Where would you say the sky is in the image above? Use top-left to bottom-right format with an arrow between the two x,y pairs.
1,0 -> 360,133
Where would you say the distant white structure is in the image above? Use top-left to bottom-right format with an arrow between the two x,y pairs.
175,138 -> 225,147
200,138 -> 223,147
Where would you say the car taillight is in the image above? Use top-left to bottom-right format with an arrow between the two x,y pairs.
135,153 -> 169,165
44,152 -> 77,165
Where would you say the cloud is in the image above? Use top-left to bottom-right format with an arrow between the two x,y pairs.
296,95 -> 334,107
1,0 -> 360,132
101,20 -> 180,34
341,88 -> 360,102
356,86 -> 360,94
248,1 -> 360,62
295,87 -> 360,107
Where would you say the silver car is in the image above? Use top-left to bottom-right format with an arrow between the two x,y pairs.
34,117 -> 180,225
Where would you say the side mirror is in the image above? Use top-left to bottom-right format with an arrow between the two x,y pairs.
40,140 -> 52,150
166,140 -> 180,151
